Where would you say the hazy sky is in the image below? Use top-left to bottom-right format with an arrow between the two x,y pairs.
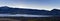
0,0 -> 60,10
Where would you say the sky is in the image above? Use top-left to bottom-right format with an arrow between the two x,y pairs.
0,0 -> 60,10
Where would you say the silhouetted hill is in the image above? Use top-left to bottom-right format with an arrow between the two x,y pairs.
49,9 -> 60,15
0,6 -> 60,15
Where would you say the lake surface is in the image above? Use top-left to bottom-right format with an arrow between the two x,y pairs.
0,14 -> 54,17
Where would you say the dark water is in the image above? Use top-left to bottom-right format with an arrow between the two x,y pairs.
0,14 -> 59,21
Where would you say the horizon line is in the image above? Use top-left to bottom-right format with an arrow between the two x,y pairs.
0,6 -> 60,11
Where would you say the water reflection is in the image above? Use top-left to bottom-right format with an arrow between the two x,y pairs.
0,14 -> 53,17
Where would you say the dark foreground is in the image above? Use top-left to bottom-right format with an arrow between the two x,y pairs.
0,17 -> 59,21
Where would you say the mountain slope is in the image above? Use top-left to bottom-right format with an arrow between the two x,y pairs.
0,6 -> 60,15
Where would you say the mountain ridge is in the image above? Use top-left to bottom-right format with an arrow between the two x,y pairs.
0,6 -> 60,15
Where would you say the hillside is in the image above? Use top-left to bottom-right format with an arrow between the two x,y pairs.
0,6 -> 60,15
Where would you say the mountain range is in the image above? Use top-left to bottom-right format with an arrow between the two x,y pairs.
0,6 -> 60,15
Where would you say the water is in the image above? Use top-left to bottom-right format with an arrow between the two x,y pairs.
0,14 -> 53,17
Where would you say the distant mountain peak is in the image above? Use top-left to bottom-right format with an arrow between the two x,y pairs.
0,6 -> 9,8
1,6 -> 8,7
51,9 -> 60,11
0,6 -> 60,15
